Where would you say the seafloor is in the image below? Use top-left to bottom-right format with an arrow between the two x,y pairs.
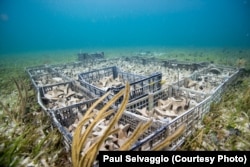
0,47 -> 249,167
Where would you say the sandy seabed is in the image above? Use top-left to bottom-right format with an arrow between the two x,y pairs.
0,46 -> 249,167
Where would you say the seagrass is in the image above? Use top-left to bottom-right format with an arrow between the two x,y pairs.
81,127 -> 121,167
72,82 -> 158,167
0,78 -> 28,124
72,83 -> 128,167
82,82 -> 130,166
76,89 -> 125,154
72,91 -> 111,167
119,119 -> 153,151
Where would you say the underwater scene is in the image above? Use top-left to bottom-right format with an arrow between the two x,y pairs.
0,0 -> 250,166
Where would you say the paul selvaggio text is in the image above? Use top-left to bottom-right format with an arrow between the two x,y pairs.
103,154 -> 247,165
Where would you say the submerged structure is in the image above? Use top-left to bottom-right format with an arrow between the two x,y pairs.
26,53 -> 241,165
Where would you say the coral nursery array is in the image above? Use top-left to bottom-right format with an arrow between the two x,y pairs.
0,48 -> 249,167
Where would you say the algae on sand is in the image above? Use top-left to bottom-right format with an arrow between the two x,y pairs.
0,52 -> 75,167
180,72 -> 250,151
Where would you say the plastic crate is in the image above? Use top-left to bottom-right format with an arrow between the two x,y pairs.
78,52 -> 104,62
171,72 -> 225,95
209,69 -> 240,103
24,57 -> 242,153
25,65 -> 55,78
51,61 -> 94,80
78,66 -> 162,105
51,62 -> 84,71
50,99 -> 99,150
183,66 -> 240,97
51,59 -> 121,80
37,81 -> 96,115
128,68 -> 241,151
130,95 -> 212,151
51,104 -> 164,151
24,57 -> 242,154
222,69 -> 240,88
31,72 -> 72,90
126,85 -> 209,124
170,61 -> 208,71
194,65 -> 238,80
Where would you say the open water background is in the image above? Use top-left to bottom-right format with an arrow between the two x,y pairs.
0,0 -> 250,55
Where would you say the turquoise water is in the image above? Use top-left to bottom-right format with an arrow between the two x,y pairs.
0,0 -> 250,54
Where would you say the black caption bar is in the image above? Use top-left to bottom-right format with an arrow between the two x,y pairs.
98,151 -> 249,167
